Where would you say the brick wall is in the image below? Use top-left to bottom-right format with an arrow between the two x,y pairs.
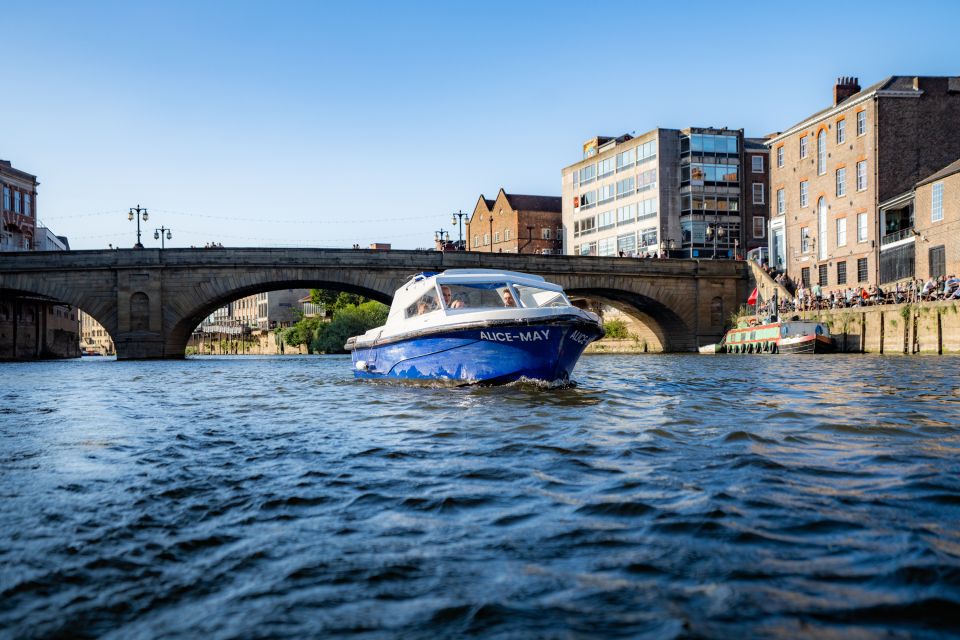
914,171 -> 960,278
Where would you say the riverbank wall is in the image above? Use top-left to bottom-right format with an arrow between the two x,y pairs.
802,300 -> 960,354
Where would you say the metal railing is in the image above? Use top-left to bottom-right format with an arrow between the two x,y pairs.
881,227 -> 914,245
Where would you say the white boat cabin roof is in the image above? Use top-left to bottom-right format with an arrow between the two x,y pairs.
387,269 -> 564,324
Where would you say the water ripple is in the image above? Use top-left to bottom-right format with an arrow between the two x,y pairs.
1,354 -> 959,637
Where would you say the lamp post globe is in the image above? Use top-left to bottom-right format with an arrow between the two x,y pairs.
128,205 -> 148,249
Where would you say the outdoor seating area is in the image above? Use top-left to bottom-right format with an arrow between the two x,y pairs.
780,274 -> 960,313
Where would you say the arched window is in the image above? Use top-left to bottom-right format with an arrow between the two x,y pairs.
130,292 -> 150,331
818,197 -> 828,261
711,296 -> 724,328
817,129 -> 826,175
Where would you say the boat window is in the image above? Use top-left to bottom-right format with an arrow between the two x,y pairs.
405,288 -> 440,318
513,284 -> 569,309
438,282 -> 517,309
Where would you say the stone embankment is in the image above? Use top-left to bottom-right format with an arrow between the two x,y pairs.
796,300 -> 960,354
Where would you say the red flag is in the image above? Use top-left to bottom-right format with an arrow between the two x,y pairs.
747,287 -> 758,305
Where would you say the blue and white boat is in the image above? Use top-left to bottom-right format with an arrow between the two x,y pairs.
345,269 -> 604,384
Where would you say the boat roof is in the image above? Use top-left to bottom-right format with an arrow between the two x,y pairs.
403,269 -> 552,289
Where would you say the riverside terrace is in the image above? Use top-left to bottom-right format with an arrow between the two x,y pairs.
0,249 -> 748,359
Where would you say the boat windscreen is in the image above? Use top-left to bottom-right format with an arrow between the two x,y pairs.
439,282 -> 518,309
513,284 -> 569,308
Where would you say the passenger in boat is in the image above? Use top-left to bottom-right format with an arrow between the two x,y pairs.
440,286 -> 465,309
501,289 -> 517,307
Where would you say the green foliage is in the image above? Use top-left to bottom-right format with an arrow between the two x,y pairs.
899,304 -> 913,322
310,289 -> 367,314
603,319 -> 630,340
311,301 -> 389,354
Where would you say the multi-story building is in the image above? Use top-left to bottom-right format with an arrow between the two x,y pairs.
1,160 -> 38,252
79,310 -> 115,355
912,158 -> 960,280
562,127 -> 766,259
466,189 -> 562,254
766,76 -> 960,288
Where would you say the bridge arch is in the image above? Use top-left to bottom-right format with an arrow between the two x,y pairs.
565,287 -> 696,352
166,274 -> 397,357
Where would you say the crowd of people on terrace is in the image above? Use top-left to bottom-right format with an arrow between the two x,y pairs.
770,271 -> 960,313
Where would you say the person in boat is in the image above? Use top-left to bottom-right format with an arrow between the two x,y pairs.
441,285 -> 466,309
501,288 -> 517,307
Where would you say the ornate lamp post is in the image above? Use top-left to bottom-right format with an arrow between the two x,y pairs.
488,214 -> 494,253
154,226 -> 172,250
128,205 -> 148,248
706,224 -> 726,259
451,210 -> 467,250
434,229 -> 450,251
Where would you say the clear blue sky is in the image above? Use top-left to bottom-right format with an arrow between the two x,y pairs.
5,0 -> 958,250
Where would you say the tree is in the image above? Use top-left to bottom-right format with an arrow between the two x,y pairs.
310,289 -> 366,314
312,301 -> 388,354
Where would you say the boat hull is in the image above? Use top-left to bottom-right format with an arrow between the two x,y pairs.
778,334 -> 835,354
351,319 -> 602,384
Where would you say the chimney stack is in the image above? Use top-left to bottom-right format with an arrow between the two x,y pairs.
833,76 -> 861,105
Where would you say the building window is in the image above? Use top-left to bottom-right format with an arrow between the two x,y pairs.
818,197 -> 828,261
777,188 -> 785,214
929,245 -> 946,279
616,148 -> 635,171
837,217 -> 847,247
637,198 -> 657,219
597,237 -> 616,256
800,227 -> 810,253
598,157 -> 615,178
579,164 -> 596,185
753,216 -> 765,238
542,228 -> 552,240
473,235 -> 479,248
857,257 -> 868,282
800,181 -> 808,208
483,233 -> 489,245
616,204 -> 635,225
837,119 -> 846,144
817,130 -> 826,175
801,267 -> 810,287
638,169 -> 657,191
837,260 -> 847,285
857,212 -> 867,242
800,135 -> 808,159
818,264 -> 828,286
836,167 -> 846,197
932,182 -> 944,222
24,194 -> 32,217
14,192 -> 21,214
504,229 -> 511,241
777,146 -> 784,168
598,184 -> 615,204
752,156 -> 764,173
2,187 -> 9,211
494,231 -> 500,243
597,210 -> 615,231
752,183 -> 764,204
616,176 -> 635,198
856,160 -> 867,191
857,110 -> 866,136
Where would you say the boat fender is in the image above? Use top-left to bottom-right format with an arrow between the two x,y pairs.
816,325 -> 823,336
771,344 -> 777,354
355,360 -> 368,371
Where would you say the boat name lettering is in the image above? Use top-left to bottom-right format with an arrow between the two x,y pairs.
479,330 -> 550,342
569,330 -> 591,345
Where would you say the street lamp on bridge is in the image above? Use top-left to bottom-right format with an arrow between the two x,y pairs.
128,205 -> 149,249
434,229 -> 449,251
154,226 -> 172,250
706,224 -> 725,259
451,210 -> 467,250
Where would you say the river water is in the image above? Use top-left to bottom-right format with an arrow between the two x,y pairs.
1,354 -> 959,638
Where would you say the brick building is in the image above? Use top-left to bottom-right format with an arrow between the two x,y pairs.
562,127 -> 767,258
914,158 -> 960,280
466,189 -> 562,254
765,76 -> 960,289
1,160 -> 38,252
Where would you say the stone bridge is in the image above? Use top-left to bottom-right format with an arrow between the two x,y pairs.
0,249 -> 748,359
